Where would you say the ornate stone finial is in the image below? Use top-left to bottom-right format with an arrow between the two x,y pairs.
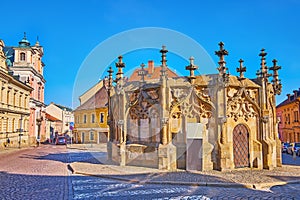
215,41 -> 229,76
160,45 -> 168,79
107,66 -> 114,89
138,63 -> 148,83
270,59 -> 282,95
236,59 -> 246,80
115,55 -> 125,82
258,48 -> 271,81
185,56 -> 198,84
35,36 -> 40,46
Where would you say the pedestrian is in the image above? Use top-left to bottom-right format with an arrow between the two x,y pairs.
6,138 -> 10,147
36,138 -> 40,147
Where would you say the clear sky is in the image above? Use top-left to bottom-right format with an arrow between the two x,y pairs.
1,0 -> 299,109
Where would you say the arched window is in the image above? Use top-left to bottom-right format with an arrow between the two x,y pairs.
20,52 -> 26,61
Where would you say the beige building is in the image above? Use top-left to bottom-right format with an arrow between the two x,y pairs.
107,44 -> 283,171
45,102 -> 73,141
0,39 -> 33,148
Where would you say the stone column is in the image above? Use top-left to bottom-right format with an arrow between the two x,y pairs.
157,46 -> 176,170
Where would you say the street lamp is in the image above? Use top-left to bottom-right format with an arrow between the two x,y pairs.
36,110 -> 43,146
18,115 -> 23,149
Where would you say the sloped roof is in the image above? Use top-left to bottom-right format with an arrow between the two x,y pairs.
54,103 -> 73,112
75,85 -> 108,111
3,47 -> 14,67
277,90 -> 300,108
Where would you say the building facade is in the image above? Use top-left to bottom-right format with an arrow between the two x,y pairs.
45,102 -> 73,142
74,84 -> 109,144
276,89 -> 300,143
0,39 -> 33,148
107,44 -> 283,171
4,33 -> 46,144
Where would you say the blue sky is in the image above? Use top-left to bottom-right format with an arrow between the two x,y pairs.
1,0 -> 299,108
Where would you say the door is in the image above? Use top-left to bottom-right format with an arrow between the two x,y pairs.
81,132 -> 85,144
186,123 -> 203,171
233,124 -> 249,168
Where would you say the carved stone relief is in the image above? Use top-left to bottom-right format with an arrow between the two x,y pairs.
227,87 -> 259,121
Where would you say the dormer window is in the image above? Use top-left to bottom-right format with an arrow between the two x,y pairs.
20,52 -> 25,61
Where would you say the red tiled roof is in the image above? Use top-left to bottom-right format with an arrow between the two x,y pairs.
128,64 -> 178,82
46,113 -> 61,121
75,86 -> 108,111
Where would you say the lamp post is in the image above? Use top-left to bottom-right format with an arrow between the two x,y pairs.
36,110 -> 43,146
18,115 -> 23,149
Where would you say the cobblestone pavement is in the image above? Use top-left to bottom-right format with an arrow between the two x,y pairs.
0,145 -> 70,200
68,144 -> 300,199
1,144 -> 300,199
71,175 -> 300,199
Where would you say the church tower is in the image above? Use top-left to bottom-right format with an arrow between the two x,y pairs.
7,33 -> 46,144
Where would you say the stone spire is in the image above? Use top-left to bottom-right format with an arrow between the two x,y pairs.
259,48 -> 272,81
107,66 -> 114,90
115,55 -> 125,82
138,63 -> 147,83
270,59 -> 282,95
35,36 -> 40,46
215,42 -> 228,76
215,42 -> 229,85
236,59 -> 246,80
185,56 -> 198,84
160,45 -> 168,80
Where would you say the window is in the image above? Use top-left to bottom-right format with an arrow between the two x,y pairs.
100,113 -> 104,123
91,114 -> 95,123
294,111 -> 299,122
90,132 -> 94,140
38,87 -> 41,101
19,95 -> 22,107
84,115 -> 87,123
20,52 -> 25,61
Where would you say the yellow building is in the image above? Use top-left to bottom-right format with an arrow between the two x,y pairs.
0,39 -> 33,148
276,89 -> 300,143
74,83 -> 109,144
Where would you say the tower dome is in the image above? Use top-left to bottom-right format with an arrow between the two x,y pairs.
18,32 -> 30,47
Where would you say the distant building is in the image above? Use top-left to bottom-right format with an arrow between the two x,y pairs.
0,39 -> 33,148
4,33 -> 46,144
45,103 -> 73,141
107,44 -> 282,171
128,60 -> 178,82
276,89 -> 300,143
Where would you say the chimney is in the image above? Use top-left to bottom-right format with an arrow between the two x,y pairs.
148,60 -> 154,74
294,90 -> 298,98
287,94 -> 291,101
